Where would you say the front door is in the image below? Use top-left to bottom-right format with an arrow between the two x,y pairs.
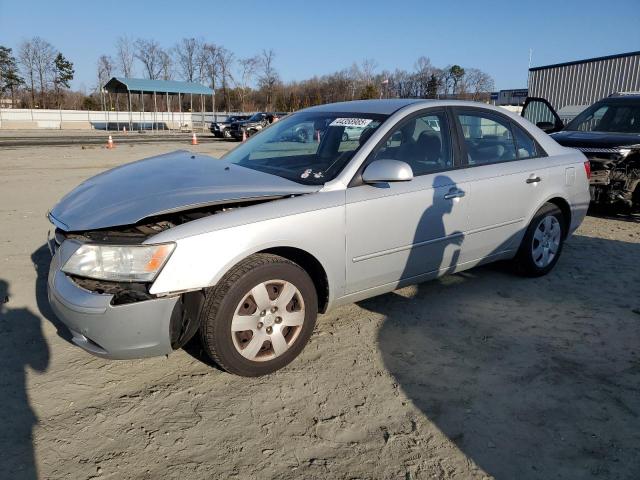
345,109 -> 469,294
521,97 -> 564,133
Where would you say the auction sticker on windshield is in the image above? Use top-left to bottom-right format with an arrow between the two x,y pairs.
329,118 -> 373,128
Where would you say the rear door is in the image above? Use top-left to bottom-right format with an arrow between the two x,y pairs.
521,97 -> 564,133
452,107 -> 551,263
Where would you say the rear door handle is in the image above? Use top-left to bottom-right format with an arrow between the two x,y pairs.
444,189 -> 466,200
526,176 -> 542,184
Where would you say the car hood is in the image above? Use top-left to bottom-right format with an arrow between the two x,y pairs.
551,130 -> 640,149
49,150 -> 318,231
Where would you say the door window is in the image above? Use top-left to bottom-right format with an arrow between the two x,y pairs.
512,124 -> 538,159
522,99 -> 563,130
457,113 -> 517,165
372,112 -> 452,176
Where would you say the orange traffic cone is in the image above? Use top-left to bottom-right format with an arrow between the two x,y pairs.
191,132 -> 198,145
106,135 -> 114,149
241,129 -> 247,142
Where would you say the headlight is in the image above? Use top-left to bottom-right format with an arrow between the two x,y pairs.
62,243 -> 175,282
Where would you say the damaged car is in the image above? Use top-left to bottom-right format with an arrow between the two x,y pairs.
522,94 -> 640,212
47,99 -> 589,376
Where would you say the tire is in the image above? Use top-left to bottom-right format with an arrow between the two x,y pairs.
513,203 -> 566,277
342,132 -> 349,141
222,129 -> 231,138
199,253 -> 318,376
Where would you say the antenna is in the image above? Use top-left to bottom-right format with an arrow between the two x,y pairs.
528,48 -> 533,69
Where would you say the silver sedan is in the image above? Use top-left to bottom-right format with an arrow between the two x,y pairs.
47,99 -> 590,376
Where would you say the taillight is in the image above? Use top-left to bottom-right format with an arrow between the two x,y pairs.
583,160 -> 591,179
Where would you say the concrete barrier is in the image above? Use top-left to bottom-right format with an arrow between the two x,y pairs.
0,109 -> 248,130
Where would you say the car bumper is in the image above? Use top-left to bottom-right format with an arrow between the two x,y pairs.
47,240 -> 179,360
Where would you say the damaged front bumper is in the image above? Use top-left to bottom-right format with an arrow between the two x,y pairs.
47,240 -> 180,359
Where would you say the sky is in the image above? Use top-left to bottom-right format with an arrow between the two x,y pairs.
1,0 -> 639,92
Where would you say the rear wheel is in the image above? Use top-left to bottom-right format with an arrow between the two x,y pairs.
513,203 -> 565,277
199,254 -> 318,376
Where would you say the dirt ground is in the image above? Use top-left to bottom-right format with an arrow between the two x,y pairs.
1,139 -> 639,480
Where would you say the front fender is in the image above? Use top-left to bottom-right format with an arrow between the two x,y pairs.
149,205 -> 345,308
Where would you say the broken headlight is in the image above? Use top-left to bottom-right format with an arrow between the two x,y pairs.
62,243 -> 175,282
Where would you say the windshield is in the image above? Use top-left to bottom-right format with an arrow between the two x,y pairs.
565,100 -> 640,134
222,111 -> 388,185
248,113 -> 265,122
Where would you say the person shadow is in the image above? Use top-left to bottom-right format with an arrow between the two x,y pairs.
31,245 -> 72,344
0,278 -> 50,479
358,176 -> 640,478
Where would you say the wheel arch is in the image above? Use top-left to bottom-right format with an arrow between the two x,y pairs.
258,246 -> 330,313
545,196 -> 572,238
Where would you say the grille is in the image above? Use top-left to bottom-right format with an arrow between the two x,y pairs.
575,147 -> 621,154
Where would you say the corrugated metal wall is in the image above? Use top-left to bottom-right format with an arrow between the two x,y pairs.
528,52 -> 640,110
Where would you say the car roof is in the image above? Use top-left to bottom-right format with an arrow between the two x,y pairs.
303,99 -> 426,115
301,98 -> 519,116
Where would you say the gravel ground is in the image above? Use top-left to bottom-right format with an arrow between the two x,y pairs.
1,140 -> 639,480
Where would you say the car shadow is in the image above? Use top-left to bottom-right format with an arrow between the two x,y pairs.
360,232 -> 640,479
0,278 -> 50,479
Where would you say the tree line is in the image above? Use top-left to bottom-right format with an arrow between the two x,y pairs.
0,36 -> 495,112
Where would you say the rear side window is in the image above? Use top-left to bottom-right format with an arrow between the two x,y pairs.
512,124 -> 537,159
457,113 -> 516,165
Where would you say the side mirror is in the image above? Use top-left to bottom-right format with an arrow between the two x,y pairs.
362,160 -> 413,183
536,121 -> 556,133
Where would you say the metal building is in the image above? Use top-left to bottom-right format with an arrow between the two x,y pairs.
528,51 -> 640,111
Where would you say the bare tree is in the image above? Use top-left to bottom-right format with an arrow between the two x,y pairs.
174,38 -> 202,82
198,43 -> 219,88
238,56 -> 259,112
19,37 -> 55,108
462,68 -> 495,100
97,54 -> 114,85
160,50 -> 173,80
134,39 -> 164,80
115,36 -> 135,77
359,58 -> 378,85
97,54 -> 115,110
258,49 -> 279,110
217,47 -> 234,110
414,56 -> 434,97
18,40 -> 37,107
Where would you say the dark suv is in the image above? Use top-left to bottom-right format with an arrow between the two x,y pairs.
522,94 -> 640,211
210,115 -> 250,138
229,112 -> 287,140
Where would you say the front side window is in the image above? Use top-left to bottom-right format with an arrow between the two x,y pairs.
222,112 -> 387,185
371,112 -> 452,176
565,101 -> 640,134
457,113 -> 517,165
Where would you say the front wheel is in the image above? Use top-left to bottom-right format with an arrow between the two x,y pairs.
199,254 -> 318,376
513,203 -> 566,277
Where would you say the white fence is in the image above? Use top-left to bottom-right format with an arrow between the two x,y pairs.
0,109 -> 246,130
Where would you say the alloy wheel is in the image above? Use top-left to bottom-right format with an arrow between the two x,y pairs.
231,280 -> 305,361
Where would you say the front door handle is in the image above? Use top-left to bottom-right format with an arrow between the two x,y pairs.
526,176 -> 542,184
444,189 -> 466,200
